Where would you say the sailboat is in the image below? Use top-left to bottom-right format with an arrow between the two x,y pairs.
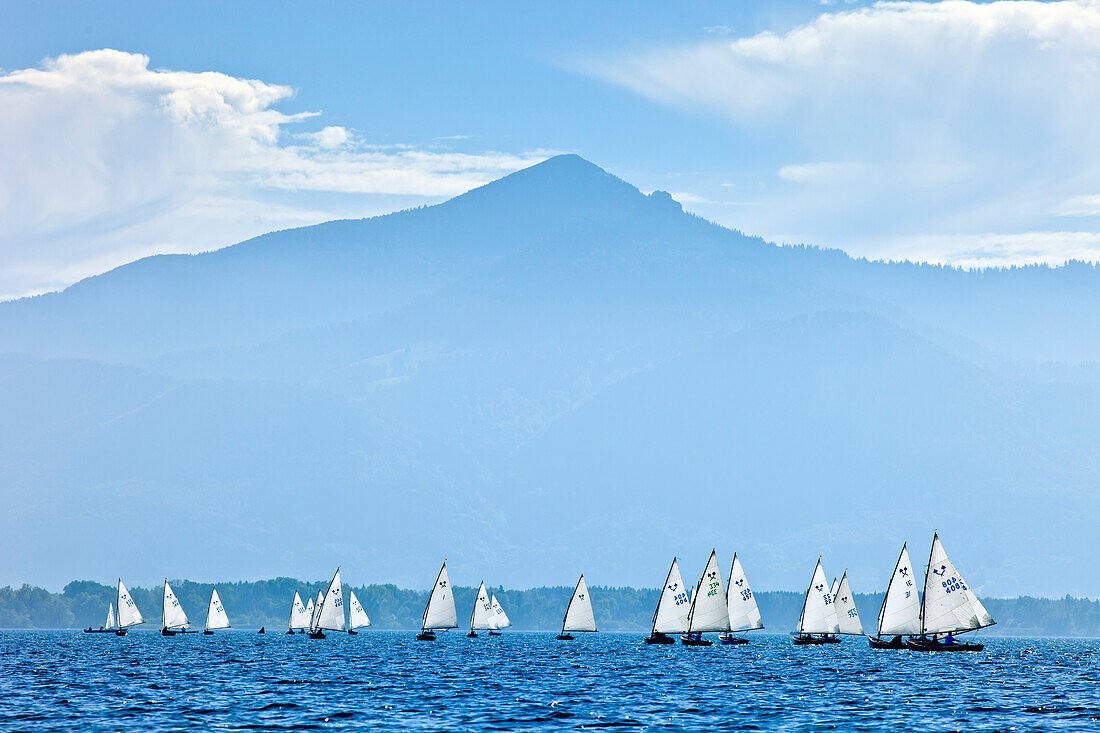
488,595 -> 510,635
720,553 -> 764,645
833,572 -> 865,638
161,580 -> 196,635
557,574 -> 597,640
682,550 -> 730,646
204,587 -> 230,635
114,579 -> 144,636
468,581 -> 494,637
418,561 -> 458,640
347,590 -> 370,634
287,591 -> 309,635
793,558 -> 840,645
907,533 -> 995,651
309,568 -> 346,639
307,590 -> 323,635
869,543 -> 921,649
85,601 -> 118,633
645,557 -> 689,644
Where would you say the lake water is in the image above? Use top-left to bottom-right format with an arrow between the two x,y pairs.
2,631 -> 1098,731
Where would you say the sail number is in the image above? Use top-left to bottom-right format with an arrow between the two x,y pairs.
823,593 -> 832,606
674,592 -> 689,606
941,577 -> 967,594
739,589 -> 753,602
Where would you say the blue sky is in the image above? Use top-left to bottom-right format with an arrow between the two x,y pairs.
3,0 -> 1100,297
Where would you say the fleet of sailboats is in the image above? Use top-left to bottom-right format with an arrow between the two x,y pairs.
557,574 -> 596,640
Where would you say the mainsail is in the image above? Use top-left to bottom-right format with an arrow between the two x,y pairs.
797,559 -> 840,635
106,602 -> 117,630
686,550 -> 731,633
349,591 -> 371,630
490,595 -> 511,629
309,591 -> 323,631
205,587 -> 230,631
469,582 -> 493,630
652,558 -> 690,635
920,533 -> 996,635
116,580 -> 143,628
833,573 -> 864,635
877,543 -> 921,636
726,553 -> 764,632
422,562 -> 458,631
288,591 -> 309,631
162,580 -> 190,630
562,575 -> 597,633
316,568 -> 346,632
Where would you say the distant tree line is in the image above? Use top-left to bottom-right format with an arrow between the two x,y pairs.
0,580 -> 1096,636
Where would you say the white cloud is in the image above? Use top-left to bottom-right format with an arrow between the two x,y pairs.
0,50 -> 549,298
582,1 -> 1100,265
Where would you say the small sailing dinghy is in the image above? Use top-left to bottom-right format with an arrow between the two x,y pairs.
287,591 -> 309,635
468,582 -> 494,637
85,602 -> 118,633
418,561 -> 458,640
869,543 -> 921,649
204,587 -> 230,635
907,533 -> 994,652
348,590 -> 370,634
161,580 -> 196,635
833,572 -> 865,639
793,559 -> 840,645
645,557 -> 689,644
114,580 -> 144,636
557,574 -> 596,640
489,595 -> 510,635
309,568 -> 346,639
720,553 -> 764,645
682,550 -> 730,646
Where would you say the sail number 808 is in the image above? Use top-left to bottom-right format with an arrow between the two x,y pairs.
941,577 -> 966,594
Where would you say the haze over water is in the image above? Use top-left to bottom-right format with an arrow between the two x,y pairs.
4,631 -> 1098,731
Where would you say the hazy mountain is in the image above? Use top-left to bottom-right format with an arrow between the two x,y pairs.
1,155 -> 1098,597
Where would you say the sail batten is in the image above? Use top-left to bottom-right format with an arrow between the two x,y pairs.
562,575 -> 597,633
726,554 -> 764,632
205,587 -> 230,630
878,544 -> 921,636
797,559 -> 840,635
687,550 -> 731,633
422,562 -> 458,631
652,558 -> 690,635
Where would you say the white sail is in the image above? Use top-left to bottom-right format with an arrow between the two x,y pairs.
652,558 -> 691,634
162,580 -> 190,630
288,592 -> 309,630
687,550 -> 731,633
921,533 -> 995,635
305,595 -> 317,630
309,591 -> 323,631
798,559 -> 840,634
422,562 -> 458,630
877,543 -> 921,636
116,580 -> 143,628
349,590 -> 371,630
105,602 -> 116,630
490,595 -> 511,629
205,587 -> 230,630
726,554 -> 764,632
830,578 -> 839,599
562,575 -> 596,632
316,568 -> 346,631
833,573 -> 864,635
470,582 -> 494,630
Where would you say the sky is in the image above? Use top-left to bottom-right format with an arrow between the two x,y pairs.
3,0 -> 1100,297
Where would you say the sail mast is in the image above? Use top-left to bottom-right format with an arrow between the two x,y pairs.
919,534 -> 936,636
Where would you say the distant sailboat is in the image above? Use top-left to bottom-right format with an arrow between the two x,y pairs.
720,553 -> 764,645
557,574 -> 596,640
468,581 -> 494,637
418,561 -> 458,640
85,601 -> 118,633
204,587 -> 230,635
645,557 -> 689,644
161,580 -> 195,635
348,590 -> 370,634
488,594 -> 510,635
907,533 -> 995,651
793,559 -> 840,645
833,572 -> 864,637
114,579 -> 144,636
682,550 -> 730,646
869,543 -> 921,649
287,591 -> 309,635
309,568 -> 346,639
308,591 -> 323,635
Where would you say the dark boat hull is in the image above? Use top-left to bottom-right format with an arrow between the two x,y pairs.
347,629 -> 358,635
793,634 -> 841,646
488,630 -> 502,636
556,633 -> 574,641
115,629 -> 127,636
285,629 -> 295,635
906,638 -> 984,652
308,630 -> 326,639
681,635 -> 712,647
83,628 -> 116,634
203,630 -> 214,635
719,634 -> 749,645
417,631 -> 437,641
644,633 -> 675,645
868,635 -> 906,649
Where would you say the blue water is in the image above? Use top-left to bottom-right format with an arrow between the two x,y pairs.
3,631 -> 1099,731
